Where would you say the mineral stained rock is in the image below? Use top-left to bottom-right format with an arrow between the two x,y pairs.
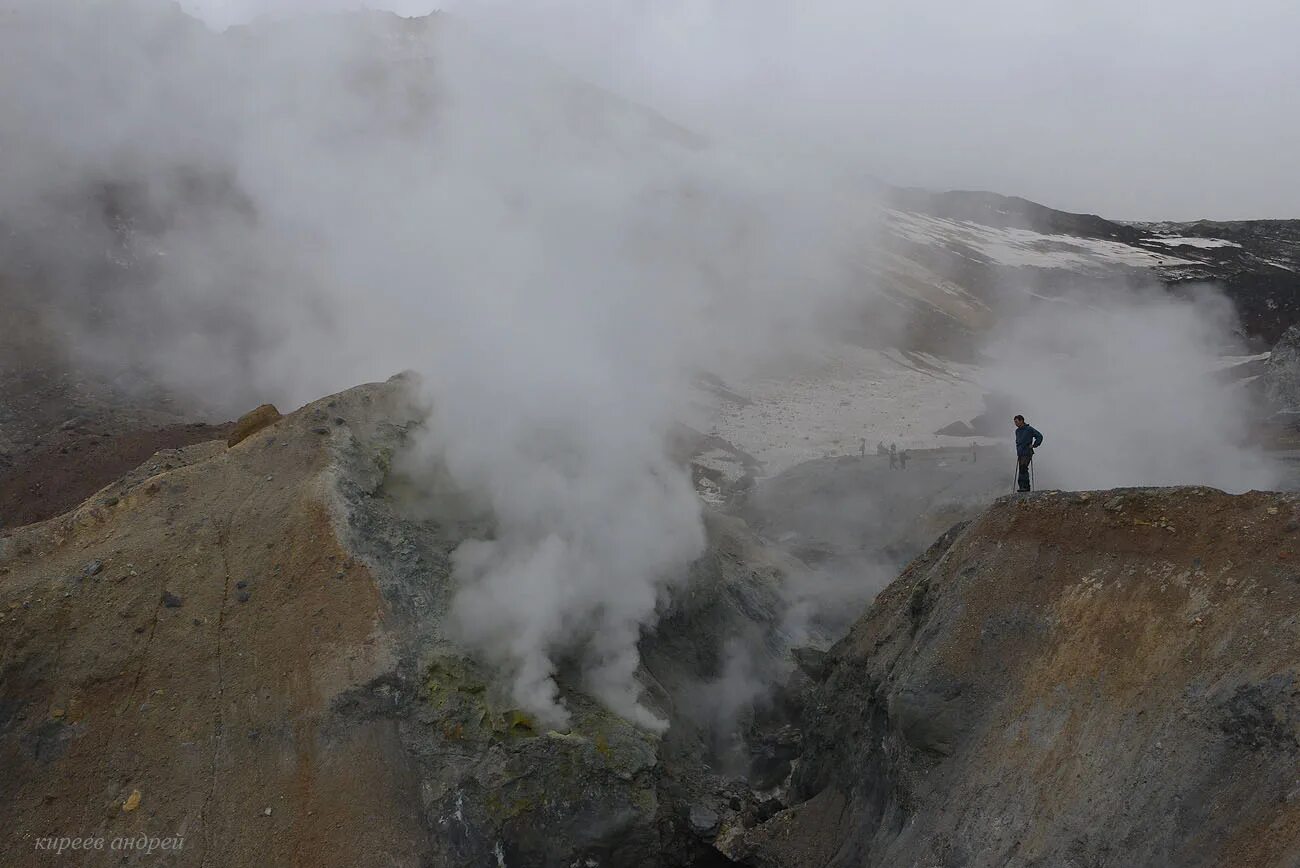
0,375 -> 797,867
226,403 -> 283,447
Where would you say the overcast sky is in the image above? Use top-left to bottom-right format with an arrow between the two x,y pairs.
180,0 -> 1299,220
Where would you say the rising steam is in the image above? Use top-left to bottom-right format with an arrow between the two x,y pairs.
0,0 -> 1282,729
982,284 -> 1278,493
0,0 -> 872,726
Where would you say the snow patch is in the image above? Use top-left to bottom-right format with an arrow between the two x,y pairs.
701,343 -> 986,477
1148,236 -> 1242,249
886,209 -> 1196,271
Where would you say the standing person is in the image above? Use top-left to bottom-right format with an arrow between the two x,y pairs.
971,442 -> 977,464
889,443 -> 898,469
860,438 -> 866,458
1013,415 -> 1044,491
899,449 -> 910,470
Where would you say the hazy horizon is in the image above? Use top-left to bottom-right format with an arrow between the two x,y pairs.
178,0 -> 1300,222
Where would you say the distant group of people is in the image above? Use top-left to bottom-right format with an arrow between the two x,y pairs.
869,440 -> 910,469
858,437 -> 913,468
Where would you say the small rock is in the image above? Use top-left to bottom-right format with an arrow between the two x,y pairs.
262,807 -> 272,817
688,805 -> 719,834
161,591 -> 183,608
237,591 -> 251,603
122,790 -> 141,813
83,560 -> 103,577
311,427 -> 329,435
236,581 -> 248,590
1103,497 -> 1125,512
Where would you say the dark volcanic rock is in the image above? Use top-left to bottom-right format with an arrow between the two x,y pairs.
933,420 -> 975,437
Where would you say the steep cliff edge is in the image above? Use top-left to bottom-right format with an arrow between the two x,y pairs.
734,487 -> 1300,867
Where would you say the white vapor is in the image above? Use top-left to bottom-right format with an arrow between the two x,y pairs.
2,0 -> 1283,731
983,286 -> 1278,493
0,0 -> 875,727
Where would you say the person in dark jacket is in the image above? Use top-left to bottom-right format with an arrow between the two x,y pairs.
1014,415 -> 1043,491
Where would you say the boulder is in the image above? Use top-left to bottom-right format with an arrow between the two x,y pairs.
226,402 -> 282,447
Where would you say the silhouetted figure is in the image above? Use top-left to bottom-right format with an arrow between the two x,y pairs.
889,443 -> 898,469
899,449 -> 910,470
971,442 -> 977,464
860,438 -> 866,458
1013,415 -> 1044,491
876,440 -> 887,456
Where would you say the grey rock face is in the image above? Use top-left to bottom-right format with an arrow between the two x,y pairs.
325,377 -> 803,866
1262,323 -> 1300,412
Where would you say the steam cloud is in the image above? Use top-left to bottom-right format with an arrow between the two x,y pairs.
982,285 -> 1278,493
0,0 -> 871,726
0,0 -> 1283,728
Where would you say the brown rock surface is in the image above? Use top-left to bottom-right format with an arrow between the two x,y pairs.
0,422 -> 232,529
0,383 -> 424,867
733,488 -> 1300,867
0,377 -> 801,867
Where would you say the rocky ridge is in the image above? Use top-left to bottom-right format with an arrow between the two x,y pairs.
0,376 -> 802,866
732,487 -> 1300,867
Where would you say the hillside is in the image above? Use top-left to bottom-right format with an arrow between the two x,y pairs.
877,188 -> 1300,355
6,391 -> 1298,865
731,487 -> 1300,867
0,376 -> 803,866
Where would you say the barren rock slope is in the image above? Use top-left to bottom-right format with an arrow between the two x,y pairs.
736,487 -> 1300,867
1,377 -> 799,867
